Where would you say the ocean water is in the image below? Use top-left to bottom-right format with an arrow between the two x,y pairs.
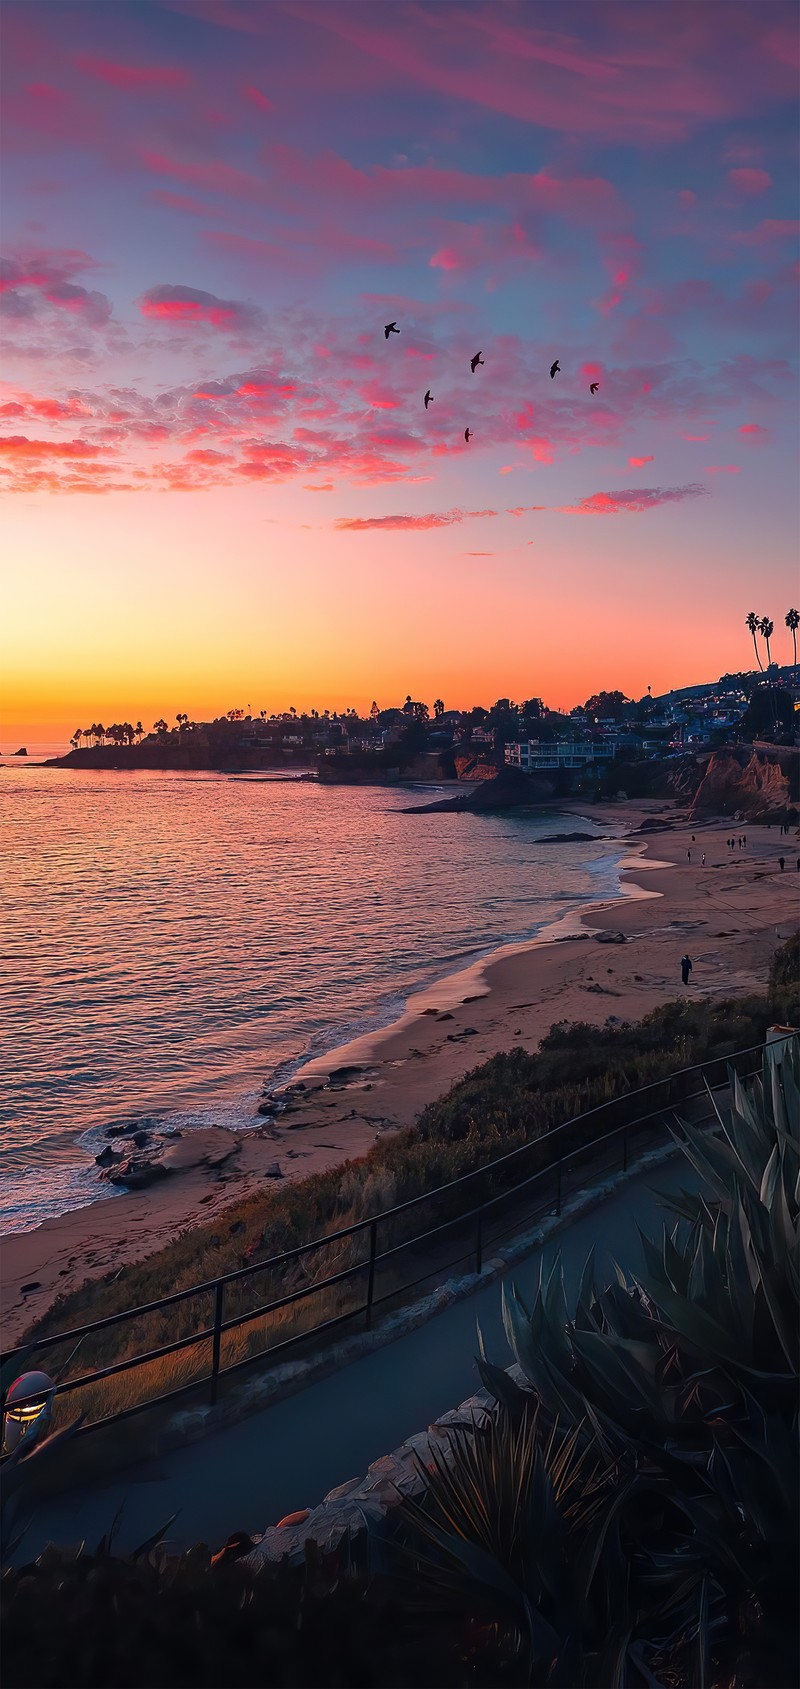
0,762 -> 623,1231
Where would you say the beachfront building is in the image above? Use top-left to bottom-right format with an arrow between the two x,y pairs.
505,739 -> 616,771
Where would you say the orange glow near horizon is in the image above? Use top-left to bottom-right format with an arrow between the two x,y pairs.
5,479 -> 796,744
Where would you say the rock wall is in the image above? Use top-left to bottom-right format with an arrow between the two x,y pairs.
689,745 -> 798,820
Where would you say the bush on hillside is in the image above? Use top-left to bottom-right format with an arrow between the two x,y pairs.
17,962 -> 797,1427
5,1026 -> 798,1688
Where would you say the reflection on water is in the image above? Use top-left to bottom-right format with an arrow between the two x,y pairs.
1,766 -> 619,1227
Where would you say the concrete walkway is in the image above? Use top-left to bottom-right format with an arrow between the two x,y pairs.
15,1154 -> 699,1558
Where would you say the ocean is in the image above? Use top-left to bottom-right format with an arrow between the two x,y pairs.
1,759 -> 623,1232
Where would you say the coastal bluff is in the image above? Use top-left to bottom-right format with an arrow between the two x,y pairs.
688,744 -> 798,821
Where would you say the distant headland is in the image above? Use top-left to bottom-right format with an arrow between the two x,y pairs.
40,669 -> 799,821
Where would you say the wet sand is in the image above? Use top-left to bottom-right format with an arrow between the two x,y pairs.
3,800 -> 796,1344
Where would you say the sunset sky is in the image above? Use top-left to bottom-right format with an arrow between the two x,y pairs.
2,0 -> 798,743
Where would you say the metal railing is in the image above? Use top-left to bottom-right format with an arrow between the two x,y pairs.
2,1036 -> 792,1443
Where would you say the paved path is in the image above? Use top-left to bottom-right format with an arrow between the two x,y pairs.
15,1154 -> 700,1558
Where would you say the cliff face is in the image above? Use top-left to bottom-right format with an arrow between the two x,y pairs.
453,753 -> 499,781
689,745 -> 798,820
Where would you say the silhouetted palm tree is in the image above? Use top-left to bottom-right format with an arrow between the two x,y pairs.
70,730 -> 81,751
759,616 -> 774,667
135,721 -> 144,743
745,611 -> 763,671
785,608 -> 799,676
433,698 -> 444,717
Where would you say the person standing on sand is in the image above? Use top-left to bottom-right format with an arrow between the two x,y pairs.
702,852 -> 705,865
680,954 -> 693,986
779,857 -> 785,871
687,849 -> 691,862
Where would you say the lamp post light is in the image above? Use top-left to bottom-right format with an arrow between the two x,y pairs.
2,1371 -> 56,1455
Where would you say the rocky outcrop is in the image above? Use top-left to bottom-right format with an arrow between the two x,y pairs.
689,745 -> 798,820
400,769 -> 555,814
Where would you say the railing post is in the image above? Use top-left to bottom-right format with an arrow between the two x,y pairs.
476,1208 -> 483,1275
556,1160 -> 562,1216
209,1280 -> 224,1405
366,1219 -> 377,1327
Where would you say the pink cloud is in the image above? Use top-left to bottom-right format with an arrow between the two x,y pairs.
704,464 -> 741,473
150,190 -> 212,217
243,84 -> 272,111
334,508 -> 497,531
141,149 -> 265,201
0,252 -> 112,329
0,434 -> 111,460
139,285 -> 262,331
628,455 -> 654,467
732,219 -> 800,248
595,232 -> 643,315
739,423 -> 767,436
558,484 -> 708,515
306,4 -> 796,144
677,189 -> 697,205
0,391 -> 91,420
74,56 -> 189,91
728,167 -> 772,196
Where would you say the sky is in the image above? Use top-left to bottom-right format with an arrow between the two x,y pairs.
2,0 -> 798,743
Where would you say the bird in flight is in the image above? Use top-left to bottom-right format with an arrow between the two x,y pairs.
470,351 -> 484,374
424,390 -> 433,409
384,321 -> 400,339
464,427 -> 473,443
550,360 -> 560,379
589,382 -> 599,395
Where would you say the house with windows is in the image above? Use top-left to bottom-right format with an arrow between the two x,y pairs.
505,739 -> 616,771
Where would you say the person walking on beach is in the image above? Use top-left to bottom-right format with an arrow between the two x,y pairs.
687,849 -> 691,862
779,856 -> 785,871
680,954 -> 693,986
702,852 -> 705,866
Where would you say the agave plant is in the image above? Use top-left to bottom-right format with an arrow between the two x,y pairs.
391,1403 -> 636,1688
479,1035 -> 799,1687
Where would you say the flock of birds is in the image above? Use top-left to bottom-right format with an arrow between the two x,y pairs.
383,320 -> 600,444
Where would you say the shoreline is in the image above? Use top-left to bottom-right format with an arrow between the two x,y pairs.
2,799 -> 796,1344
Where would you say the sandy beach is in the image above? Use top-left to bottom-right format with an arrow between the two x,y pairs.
3,799 -> 797,1345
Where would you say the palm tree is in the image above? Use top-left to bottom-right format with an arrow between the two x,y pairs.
433,698 -> 444,717
785,607 -> 799,676
135,721 -> 143,743
745,611 -> 763,671
759,615 -> 774,667
70,730 -> 81,751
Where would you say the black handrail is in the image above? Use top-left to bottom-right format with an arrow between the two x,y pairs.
3,1037 -> 774,1358
1,1035 -> 793,1436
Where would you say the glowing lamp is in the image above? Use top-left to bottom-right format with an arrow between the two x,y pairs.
2,1371 -> 56,1455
